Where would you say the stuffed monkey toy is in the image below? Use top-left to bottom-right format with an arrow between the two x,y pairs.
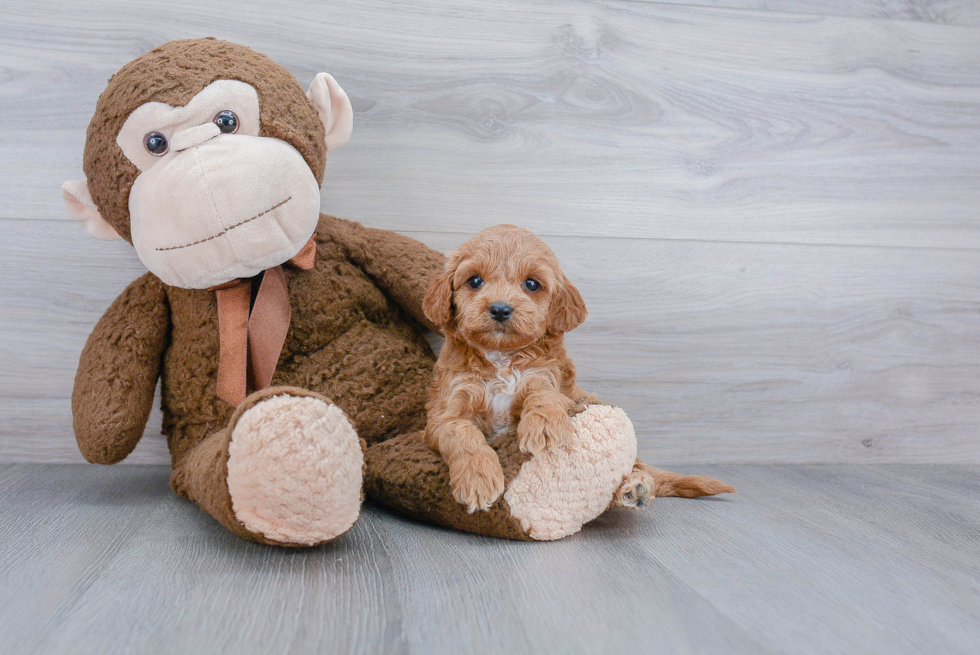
65,38 -> 730,547
63,38 -> 444,547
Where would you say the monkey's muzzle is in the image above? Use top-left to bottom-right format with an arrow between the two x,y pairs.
129,133 -> 321,290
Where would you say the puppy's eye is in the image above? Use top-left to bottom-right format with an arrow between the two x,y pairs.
467,275 -> 484,289
523,278 -> 540,292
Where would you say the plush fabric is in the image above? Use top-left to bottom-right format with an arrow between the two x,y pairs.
117,80 -> 261,171
504,405 -> 637,540
82,38 -> 327,243
128,132 -> 322,289
227,394 -> 363,546
73,214 -> 444,542
364,425 -> 534,541
72,213 -> 443,545
73,274 -> 169,464
61,178 -> 121,241
305,73 -> 353,152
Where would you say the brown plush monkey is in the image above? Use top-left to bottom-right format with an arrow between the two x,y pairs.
65,38 -> 729,547
63,38 -> 444,546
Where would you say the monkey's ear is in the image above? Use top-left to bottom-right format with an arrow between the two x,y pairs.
423,270 -> 454,329
61,179 -> 120,241
306,73 -> 354,152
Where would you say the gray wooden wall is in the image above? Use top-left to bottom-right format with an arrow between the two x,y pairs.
1,0 -> 978,465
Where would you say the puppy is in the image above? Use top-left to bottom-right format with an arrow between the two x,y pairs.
422,224 -> 714,513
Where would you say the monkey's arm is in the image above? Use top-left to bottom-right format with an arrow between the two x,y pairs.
321,215 -> 445,330
72,272 -> 170,464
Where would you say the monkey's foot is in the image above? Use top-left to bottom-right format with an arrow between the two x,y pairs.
505,404 -> 638,540
226,393 -> 363,546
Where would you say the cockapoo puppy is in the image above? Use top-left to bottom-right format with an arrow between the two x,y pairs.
422,225 -> 733,512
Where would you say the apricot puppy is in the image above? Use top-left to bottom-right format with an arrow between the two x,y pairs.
422,225 -> 611,512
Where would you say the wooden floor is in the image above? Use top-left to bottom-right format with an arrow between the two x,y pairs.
1,463 -> 978,655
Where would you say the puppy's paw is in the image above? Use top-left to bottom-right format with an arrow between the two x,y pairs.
518,406 -> 575,455
448,447 -> 506,513
614,470 -> 655,509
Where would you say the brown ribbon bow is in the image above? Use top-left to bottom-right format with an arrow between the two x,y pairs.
211,237 -> 317,406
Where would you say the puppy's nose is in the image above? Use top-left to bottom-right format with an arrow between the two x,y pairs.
488,302 -> 513,322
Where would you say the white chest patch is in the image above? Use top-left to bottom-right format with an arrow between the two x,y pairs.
484,350 -> 513,369
483,351 -> 521,437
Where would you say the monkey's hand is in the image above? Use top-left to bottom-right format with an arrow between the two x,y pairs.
73,272 -> 170,464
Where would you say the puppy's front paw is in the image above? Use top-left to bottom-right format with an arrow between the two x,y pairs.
448,447 -> 506,513
518,406 -> 575,455
614,470 -> 655,509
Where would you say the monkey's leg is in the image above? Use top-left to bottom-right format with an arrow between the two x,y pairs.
170,386 -> 363,546
613,459 -> 736,509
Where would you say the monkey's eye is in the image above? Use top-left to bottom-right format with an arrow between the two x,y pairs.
467,275 -> 484,289
143,131 -> 169,157
523,278 -> 540,292
213,110 -> 239,134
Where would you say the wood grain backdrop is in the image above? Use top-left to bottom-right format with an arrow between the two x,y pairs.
1,0 -> 978,464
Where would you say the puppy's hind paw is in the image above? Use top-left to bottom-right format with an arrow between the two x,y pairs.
614,472 -> 654,509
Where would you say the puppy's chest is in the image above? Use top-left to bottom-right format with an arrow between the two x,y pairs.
482,351 -> 524,437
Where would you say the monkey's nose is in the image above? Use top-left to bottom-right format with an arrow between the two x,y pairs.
171,122 -> 222,152
488,302 -> 513,322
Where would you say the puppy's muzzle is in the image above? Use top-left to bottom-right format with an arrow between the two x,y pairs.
488,302 -> 513,322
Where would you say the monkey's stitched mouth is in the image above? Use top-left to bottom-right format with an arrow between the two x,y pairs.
155,196 -> 292,251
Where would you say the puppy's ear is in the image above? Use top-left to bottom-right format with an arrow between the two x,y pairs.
549,275 -> 587,333
423,270 -> 454,328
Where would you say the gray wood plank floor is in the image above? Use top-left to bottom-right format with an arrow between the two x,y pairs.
1,463 -> 978,655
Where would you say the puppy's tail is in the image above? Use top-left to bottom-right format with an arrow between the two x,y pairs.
641,462 -> 736,498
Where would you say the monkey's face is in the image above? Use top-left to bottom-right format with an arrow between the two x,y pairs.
62,39 -> 354,290
117,80 -> 321,289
